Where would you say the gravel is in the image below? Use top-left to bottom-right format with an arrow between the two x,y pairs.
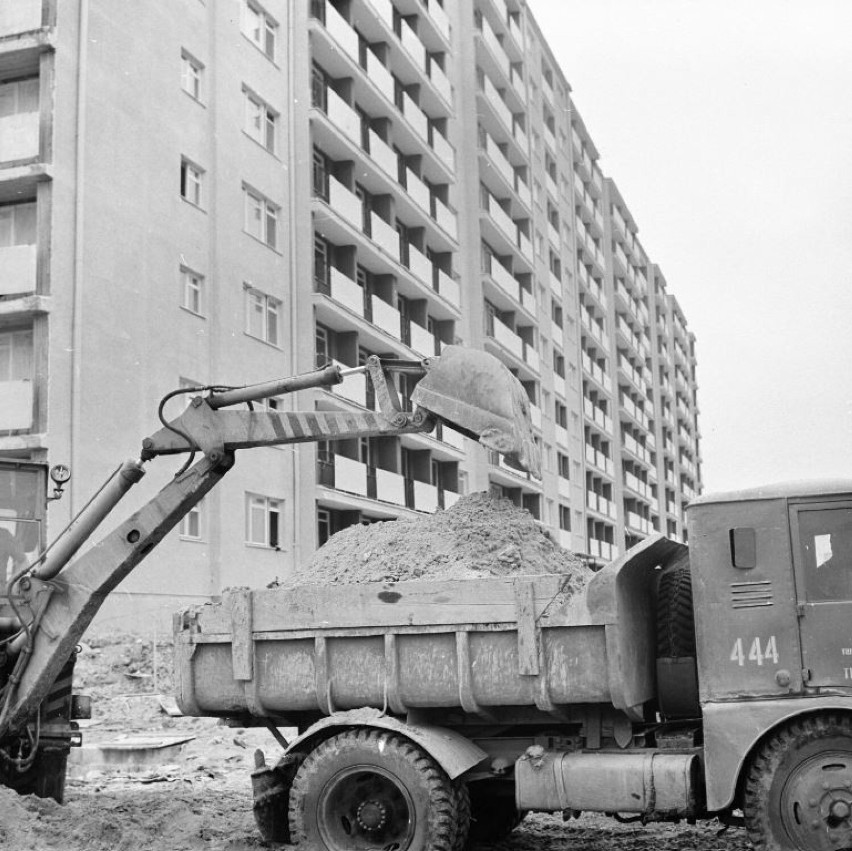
280,492 -> 593,589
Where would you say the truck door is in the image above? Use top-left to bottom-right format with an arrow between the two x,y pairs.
790,501 -> 852,687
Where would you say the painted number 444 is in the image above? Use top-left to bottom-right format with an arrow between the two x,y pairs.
730,636 -> 779,667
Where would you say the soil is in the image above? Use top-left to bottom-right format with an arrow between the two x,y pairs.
0,635 -> 751,851
280,492 -> 593,591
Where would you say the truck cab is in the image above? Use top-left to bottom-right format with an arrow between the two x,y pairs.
689,481 -> 852,848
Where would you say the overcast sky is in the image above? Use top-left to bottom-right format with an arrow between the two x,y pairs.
527,1 -> 852,492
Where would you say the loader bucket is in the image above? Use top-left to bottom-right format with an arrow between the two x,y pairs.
412,345 -> 541,477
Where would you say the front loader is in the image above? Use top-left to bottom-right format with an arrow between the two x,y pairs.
0,345 -> 540,802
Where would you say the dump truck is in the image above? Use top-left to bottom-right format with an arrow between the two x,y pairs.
1,347 -> 851,851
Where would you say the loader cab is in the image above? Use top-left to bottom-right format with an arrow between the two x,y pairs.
687,481 -> 852,704
0,460 -> 47,592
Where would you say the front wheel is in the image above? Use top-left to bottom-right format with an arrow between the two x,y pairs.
744,714 -> 852,850
288,728 -> 467,851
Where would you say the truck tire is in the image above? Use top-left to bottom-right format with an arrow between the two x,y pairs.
744,714 -> 852,850
656,558 -> 696,658
288,728 -> 467,851
464,779 -> 526,846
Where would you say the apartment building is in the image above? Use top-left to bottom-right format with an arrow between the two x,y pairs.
0,0 -> 701,629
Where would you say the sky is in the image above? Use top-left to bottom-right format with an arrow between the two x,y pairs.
527,0 -> 852,493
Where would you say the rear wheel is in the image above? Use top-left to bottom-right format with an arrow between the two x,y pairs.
288,728 -> 466,851
745,714 -> 852,850
656,556 -> 695,658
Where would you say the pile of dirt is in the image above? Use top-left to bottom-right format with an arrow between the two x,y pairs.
280,492 -> 593,591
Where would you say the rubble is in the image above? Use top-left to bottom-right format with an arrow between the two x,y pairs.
280,492 -> 593,591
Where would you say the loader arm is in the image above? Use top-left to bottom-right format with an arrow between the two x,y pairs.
0,346 -> 540,745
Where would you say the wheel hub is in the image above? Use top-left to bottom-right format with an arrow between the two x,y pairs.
357,799 -> 387,831
318,765 -> 415,850
782,751 -> 852,848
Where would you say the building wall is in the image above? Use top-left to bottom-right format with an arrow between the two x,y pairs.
0,0 -> 702,632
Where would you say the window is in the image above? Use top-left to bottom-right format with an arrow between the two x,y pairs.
0,202 -> 36,247
180,52 -> 203,100
798,507 -> 852,601
559,504 -> 571,531
244,88 -> 277,152
314,234 -> 330,292
181,267 -> 204,315
179,499 -> 205,540
315,323 -> 331,367
180,159 -> 204,206
246,493 -> 281,548
0,77 -> 38,117
242,1 -> 277,60
245,286 -> 280,345
311,63 -> 329,111
557,452 -> 570,479
243,187 -> 278,248
312,147 -> 331,200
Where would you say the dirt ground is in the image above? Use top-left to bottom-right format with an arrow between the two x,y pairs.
0,635 -> 751,851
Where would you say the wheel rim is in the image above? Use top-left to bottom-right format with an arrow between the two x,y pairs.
781,749 -> 852,850
318,764 -> 415,851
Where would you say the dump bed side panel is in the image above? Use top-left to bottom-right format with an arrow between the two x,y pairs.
175,540 -> 686,719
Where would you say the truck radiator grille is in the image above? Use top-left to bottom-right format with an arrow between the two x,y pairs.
730,580 -> 773,608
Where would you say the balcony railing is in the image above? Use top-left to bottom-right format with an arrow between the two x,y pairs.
0,112 -> 39,163
0,380 -> 34,433
0,245 -> 37,297
0,1 -> 42,36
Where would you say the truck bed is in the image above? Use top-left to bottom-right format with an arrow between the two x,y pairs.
173,536 -> 684,722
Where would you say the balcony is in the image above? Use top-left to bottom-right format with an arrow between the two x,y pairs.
481,130 -> 514,186
409,320 -> 437,356
489,315 -> 523,360
0,380 -> 33,432
429,60 -> 452,105
364,49 -> 395,103
400,18 -> 426,71
376,468 -> 406,506
326,267 -> 364,317
0,1 -> 42,37
433,197 -> 457,240
0,112 -> 39,163
523,342 -> 539,372
529,404 -> 542,430
328,455 -> 368,496
368,129 -> 397,180
406,168 -> 431,213
413,480 -> 439,512
319,0 -> 359,63
480,73 -> 512,131
425,0 -> 450,41
430,128 -> 455,172
401,93 -> 429,143
326,87 -> 360,147
626,511 -> 651,535
371,295 -> 401,339
408,243 -> 432,286
435,268 -> 460,307
328,177 -> 362,231
480,16 -> 510,80
0,244 -> 37,296
487,255 -> 518,301
483,191 -> 516,243
370,212 -> 400,261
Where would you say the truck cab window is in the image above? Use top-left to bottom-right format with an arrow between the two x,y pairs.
798,507 -> 852,600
